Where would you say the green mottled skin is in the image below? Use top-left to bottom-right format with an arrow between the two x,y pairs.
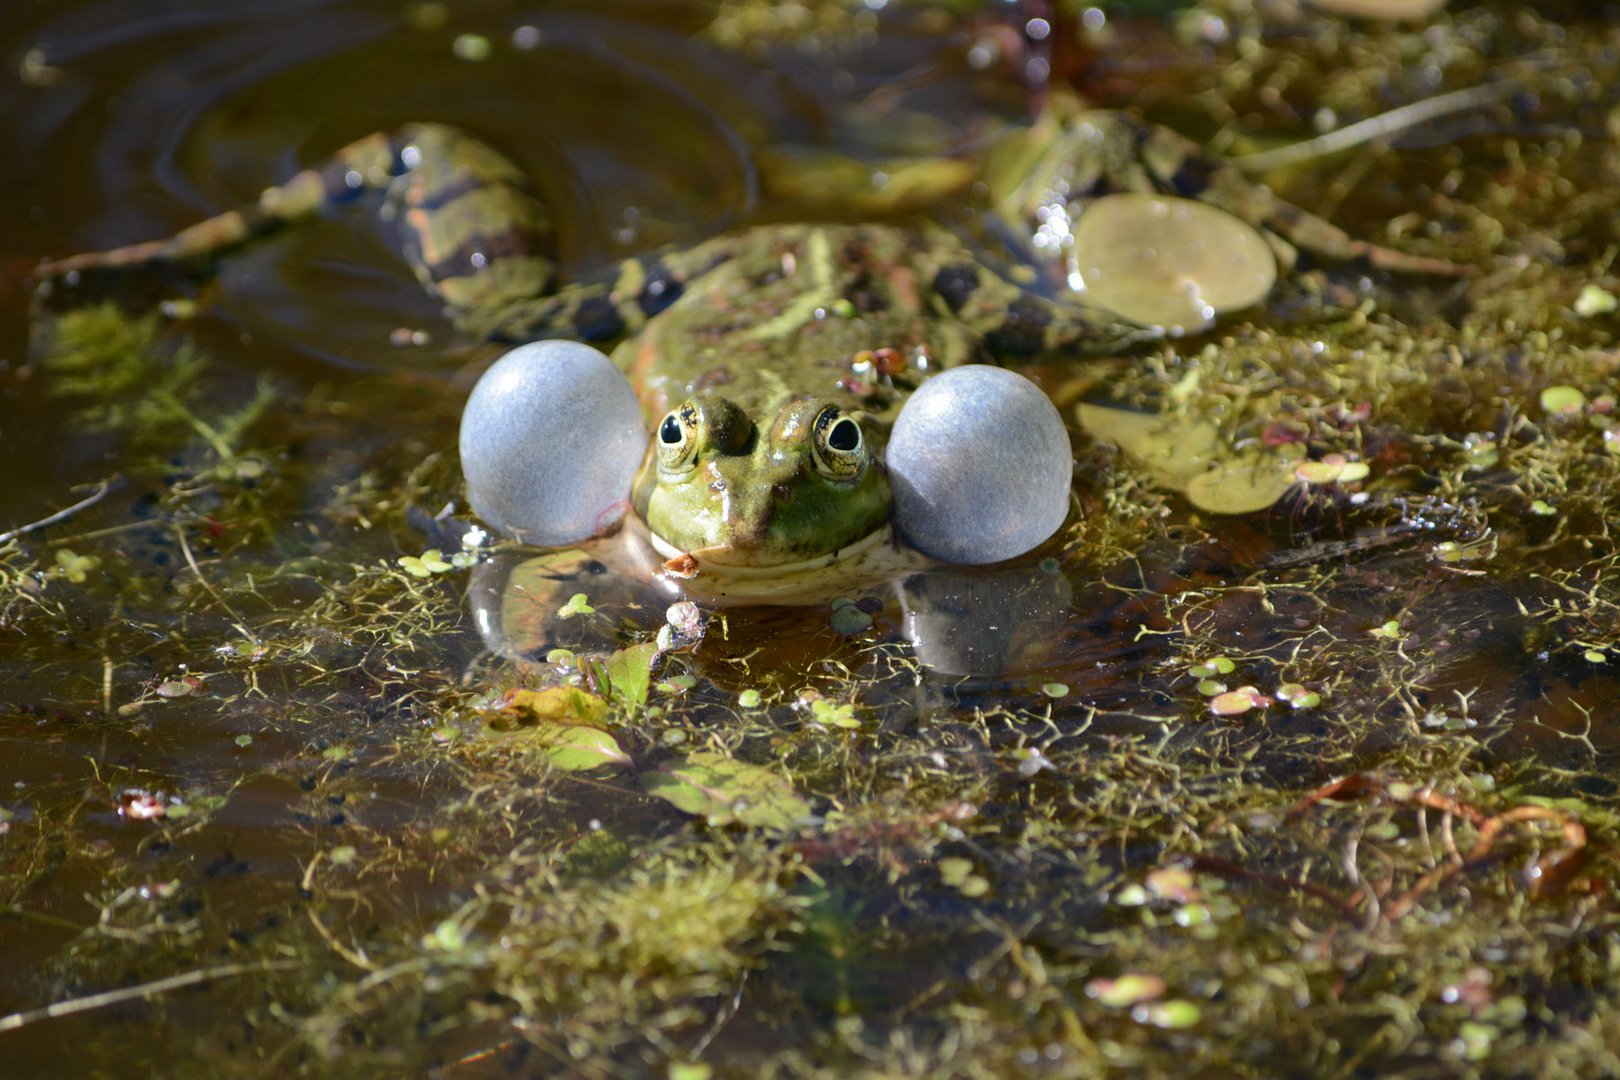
612,224 -> 1093,566
36,111 -> 1452,567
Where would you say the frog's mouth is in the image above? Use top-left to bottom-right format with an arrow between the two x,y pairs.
643,524 -> 930,605
647,521 -> 893,575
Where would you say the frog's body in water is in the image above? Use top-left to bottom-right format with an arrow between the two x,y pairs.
36,111 -> 1453,578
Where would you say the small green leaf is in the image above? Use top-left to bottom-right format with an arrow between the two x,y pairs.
604,641 -> 657,711
1086,973 -> 1165,1007
537,724 -> 634,772
1575,284 -> 1618,317
397,548 -> 453,577
557,592 -> 596,619
1540,384 -> 1588,416
737,689 -> 762,708
640,751 -> 813,829
828,596 -> 874,636
811,699 -> 860,729
53,548 -> 100,584
1294,454 -> 1370,486
1136,999 -> 1201,1029
482,687 -> 609,729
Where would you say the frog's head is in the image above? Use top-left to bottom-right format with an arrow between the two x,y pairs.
634,393 -> 891,568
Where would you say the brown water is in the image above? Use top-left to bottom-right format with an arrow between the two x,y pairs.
4,2 -> 1620,1076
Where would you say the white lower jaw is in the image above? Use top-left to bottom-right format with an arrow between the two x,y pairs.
646,524 -> 930,604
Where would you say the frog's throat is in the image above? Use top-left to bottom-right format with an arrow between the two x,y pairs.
647,522 -> 894,577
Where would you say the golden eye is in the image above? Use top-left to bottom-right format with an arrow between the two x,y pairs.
656,403 -> 700,474
810,406 -> 866,481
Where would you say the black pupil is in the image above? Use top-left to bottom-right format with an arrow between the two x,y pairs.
659,415 -> 683,445
828,418 -> 860,453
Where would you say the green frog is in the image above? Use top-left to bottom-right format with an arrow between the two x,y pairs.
36,107 -> 1452,589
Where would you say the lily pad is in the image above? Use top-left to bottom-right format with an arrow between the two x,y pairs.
1069,193 -> 1277,333
1305,0 -> 1447,19
1079,403 -> 1300,513
641,751 -> 813,829
1185,451 -> 1300,515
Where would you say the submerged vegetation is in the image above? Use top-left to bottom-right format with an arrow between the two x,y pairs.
5,1 -> 1620,1076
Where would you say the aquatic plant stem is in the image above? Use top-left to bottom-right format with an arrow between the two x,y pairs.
0,477 -> 114,544
0,961 -> 296,1032
1234,79 -> 1530,173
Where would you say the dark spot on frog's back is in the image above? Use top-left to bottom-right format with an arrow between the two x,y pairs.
1168,152 -> 1216,199
573,294 -> 626,342
637,258 -> 683,318
933,265 -> 980,313
419,227 -> 541,287
984,297 -> 1052,358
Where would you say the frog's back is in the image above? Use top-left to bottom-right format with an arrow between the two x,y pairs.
615,224 -> 986,426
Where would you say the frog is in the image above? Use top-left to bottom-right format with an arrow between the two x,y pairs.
35,104 -> 1456,598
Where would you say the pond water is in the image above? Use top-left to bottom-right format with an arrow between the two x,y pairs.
4,1 -> 1620,1076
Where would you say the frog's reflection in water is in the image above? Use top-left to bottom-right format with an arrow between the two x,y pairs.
468,530 -> 1075,683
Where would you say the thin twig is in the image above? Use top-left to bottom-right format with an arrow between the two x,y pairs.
0,960 -> 296,1032
0,478 -> 115,544
1235,79 -> 1531,174
173,522 -> 258,643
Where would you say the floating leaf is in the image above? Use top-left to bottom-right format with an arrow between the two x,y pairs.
1209,686 -> 1271,717
1304,0 -> 1448,19
1539,385 -> 1588,416
1186,450 -> 1299,513
1086,973 -> 1166,1007
1069,194 -> 1277,333
811,699 -> 860,729
1079,403 -> 1298,513
482,686 -> 609,730
1574,284 -> 1617,317
479,688 -> 629,770
939,856 -> 991,896
1079,404 -> 1221,488
53,548 -> 100,584
155,677 -> 200,699
398,548 -> 453,577
1294,454 -> 1370,486
1275,682 -> 1322,709
829,596 -> 874,636
1145,867 -> 1201,903
557,592 -> 596,619
1134,999 -> 1202,1029
603,641 -> 658,711
641,751 -> 813,829
533,724 -> 633,772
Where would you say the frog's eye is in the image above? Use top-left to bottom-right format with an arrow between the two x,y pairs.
656,404 -> 700,473
810,406 -> 867,482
